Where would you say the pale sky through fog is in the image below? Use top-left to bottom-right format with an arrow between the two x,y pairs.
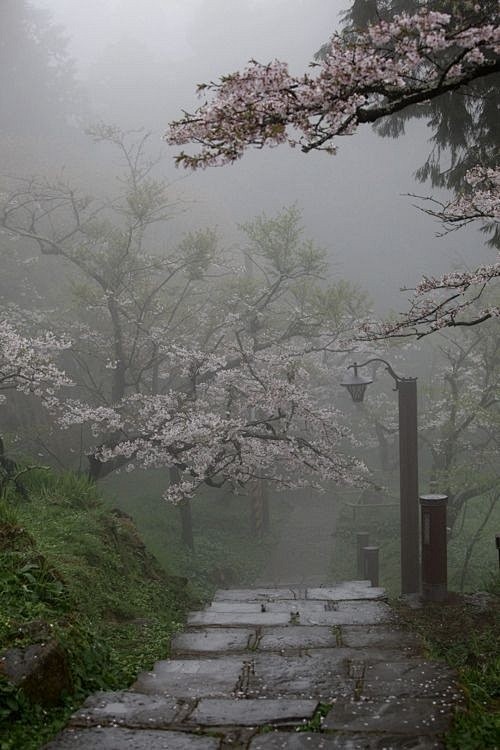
31,1 -> 486,311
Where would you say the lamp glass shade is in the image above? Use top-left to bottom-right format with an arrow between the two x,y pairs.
341,371 -> 373,402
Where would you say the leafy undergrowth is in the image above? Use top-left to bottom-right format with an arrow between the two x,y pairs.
395,585 -> 500,750
0,469 -> 191,750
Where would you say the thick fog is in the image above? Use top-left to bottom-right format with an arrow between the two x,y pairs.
1,12 -> 498,729
29,0 -> 486,311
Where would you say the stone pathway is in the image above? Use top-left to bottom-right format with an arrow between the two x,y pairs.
44,581 -> 462,749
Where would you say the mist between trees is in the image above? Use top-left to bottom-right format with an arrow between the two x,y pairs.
0,0 -> 498,590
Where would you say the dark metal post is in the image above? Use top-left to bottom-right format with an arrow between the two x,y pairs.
362,545 -> 379,587
398,379 -> 420,595
356,531 -> 370,578
495,533 -> 500,570
420,494 -> 448,602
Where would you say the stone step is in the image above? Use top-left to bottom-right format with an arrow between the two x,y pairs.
249,731 -> 445,749
188,600 -> 391,627
172,625 -> 421,656
43,727 -> 219,750
187,698 -> 319,727
132,657 -> 244,698
68,690 -> 182,729
43,581 -> 460,750
67,691 -> 320,730
213,582 -> 385,603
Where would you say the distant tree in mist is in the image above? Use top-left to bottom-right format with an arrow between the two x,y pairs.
419,318 -> 499,534
0,0 -> 85,136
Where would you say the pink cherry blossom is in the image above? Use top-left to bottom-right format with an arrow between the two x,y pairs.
166,9 -> 499,169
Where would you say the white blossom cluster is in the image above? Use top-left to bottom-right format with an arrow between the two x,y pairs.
0,320 -> 72,400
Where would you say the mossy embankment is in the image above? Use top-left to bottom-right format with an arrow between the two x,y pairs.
0,470 -> 200,749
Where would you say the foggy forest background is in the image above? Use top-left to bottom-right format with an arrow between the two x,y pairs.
0,0 -> 498,591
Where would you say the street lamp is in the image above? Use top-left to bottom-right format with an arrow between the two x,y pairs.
341,358 -> 420,596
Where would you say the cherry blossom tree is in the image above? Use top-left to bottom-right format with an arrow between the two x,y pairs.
0,320 -> 71,402
337,1 -> 500,195
419,323 -> 499,538
166,6 -> 499,337
59,343 -> 364,503
363,166 -> 500,337
0,125 -> 368,508
0,318 -> 72,492
1,126 -> 228,440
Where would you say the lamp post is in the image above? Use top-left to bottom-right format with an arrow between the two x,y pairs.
341,359 -> 420,596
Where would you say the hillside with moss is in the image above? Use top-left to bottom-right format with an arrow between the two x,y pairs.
0,470 -> 192,749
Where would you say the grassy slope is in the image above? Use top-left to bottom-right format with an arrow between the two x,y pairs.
0,469 -> 272,749
101,469 -> 276,598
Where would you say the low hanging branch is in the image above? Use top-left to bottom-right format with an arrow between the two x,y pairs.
361,166 -> 500,338
166,8 -> 499,339
166,9 -> 499,169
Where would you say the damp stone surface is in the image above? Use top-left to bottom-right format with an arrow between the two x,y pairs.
43,582 -> 461,749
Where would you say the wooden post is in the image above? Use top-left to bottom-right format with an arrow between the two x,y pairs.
170,466 -> 194,550
250,479 -> 267,538
356,531 -> 370,579
362,545 -> 380,587
420,494 -> 448,602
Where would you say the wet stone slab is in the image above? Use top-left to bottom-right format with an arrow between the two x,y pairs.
207,601 -> 328,614
43,727 -> 220,750
307,584 -> 386,601
188,611 -> 291,627
214,588 -> 303,602
323,697 -> 454,734
360,660 -> 460,701
69,691 -> 180,728
132,658 -> 243,698
189,601 -> 391,628
249,732 -> 445,749
341,625 -> 421,651
244,652 -> 355,701
188,698 -> 318,726
171,628 -> 257,654
258,626 -> 340,651
289,600 -> 392,626
171,626 -> 407,655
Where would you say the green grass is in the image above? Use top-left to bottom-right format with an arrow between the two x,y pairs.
101,469 -> 277,600
0,467 -> 272,749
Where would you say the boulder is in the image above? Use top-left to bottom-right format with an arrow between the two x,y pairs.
0,639 -> 73,706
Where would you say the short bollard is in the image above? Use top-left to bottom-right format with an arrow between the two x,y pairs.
420,494 -> 448,602
356,532 -> 370,578
362,545 -> 379,587
496,533 -> 500,570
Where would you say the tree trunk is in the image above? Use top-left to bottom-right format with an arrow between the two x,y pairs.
169,466 -> 194,550
179,498 -> 194,550
250,479 -> 269,538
